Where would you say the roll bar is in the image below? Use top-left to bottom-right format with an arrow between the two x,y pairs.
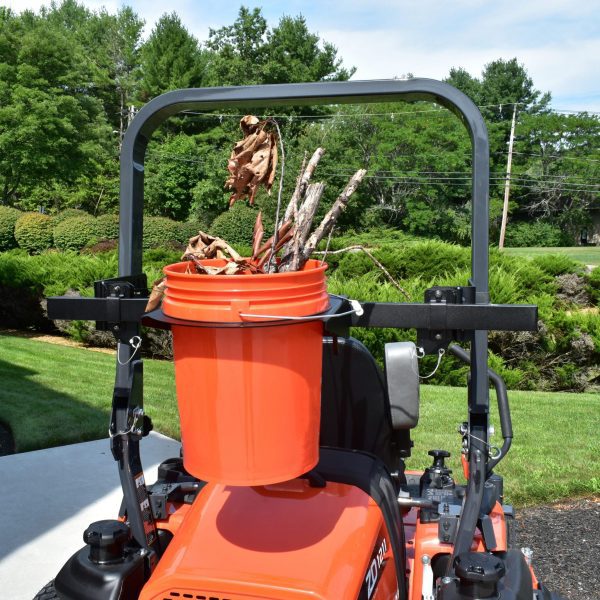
46,79 -> 503,557
119,79 -> 490,300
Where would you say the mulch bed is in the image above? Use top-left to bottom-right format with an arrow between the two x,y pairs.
517,497 -> 600,600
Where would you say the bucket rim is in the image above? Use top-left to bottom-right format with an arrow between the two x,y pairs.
164,258 -> 328,280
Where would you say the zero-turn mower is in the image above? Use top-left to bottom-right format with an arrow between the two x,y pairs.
43,79 -> 566,600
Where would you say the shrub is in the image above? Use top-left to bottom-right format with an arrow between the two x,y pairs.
83,239 -> 118,254
94,214 -> 119,241
177,220 -> 205,245
14,212 -> 54,254
0,206 -> 22,251
329,238 -> 470,283
143,216 -> 181,250
53,208 -> 89,225
210,203 -> 262,248
399,240 -> 470,279
531,254 -> 581,277
504,220 -> 573,247
54,215 -> 99,251
586,268 -> 600,305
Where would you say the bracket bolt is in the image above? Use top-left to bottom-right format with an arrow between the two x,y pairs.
421,554 -> 431,565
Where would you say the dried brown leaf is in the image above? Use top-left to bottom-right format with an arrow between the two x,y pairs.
225,116 -> 279,206
145,277 -> 166,312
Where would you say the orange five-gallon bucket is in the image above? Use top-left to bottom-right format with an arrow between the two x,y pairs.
162,259 -> 329,486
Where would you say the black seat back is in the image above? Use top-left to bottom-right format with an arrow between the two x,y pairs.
319,336 -> 411,472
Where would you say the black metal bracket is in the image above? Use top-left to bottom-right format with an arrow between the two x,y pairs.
418,286 -> 474,354
93,274 -> 148,331
351,299 -> 537,335
47,274 -> 148,341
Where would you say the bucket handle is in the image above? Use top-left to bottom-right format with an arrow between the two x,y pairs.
239,298 -> 364,322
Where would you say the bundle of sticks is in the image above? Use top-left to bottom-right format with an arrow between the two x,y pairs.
221,115 -> 367,273
255,147 -> 366,273
181,147 -> 365,275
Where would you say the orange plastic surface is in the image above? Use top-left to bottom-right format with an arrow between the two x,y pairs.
162,259 -> 329,322
164,258 -> 328,486
140,480 -> 397,600
171,319 -> 323,485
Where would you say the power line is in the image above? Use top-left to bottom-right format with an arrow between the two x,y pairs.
179,101 -> 600,121
148,149 -> 600,170
146,150 -> 600,187
511,151 -> 600,163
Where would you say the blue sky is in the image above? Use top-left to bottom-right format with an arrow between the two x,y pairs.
6,0 -> 600,112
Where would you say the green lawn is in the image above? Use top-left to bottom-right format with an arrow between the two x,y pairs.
503,246 -> 600,266
1,333 -> 598,507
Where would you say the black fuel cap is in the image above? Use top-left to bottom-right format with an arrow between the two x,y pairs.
454,552 -> 505,598
84,520 -> 131,565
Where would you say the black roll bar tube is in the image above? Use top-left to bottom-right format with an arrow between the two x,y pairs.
448,344 -> 513,473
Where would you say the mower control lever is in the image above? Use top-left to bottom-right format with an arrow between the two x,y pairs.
429,449 -> 451,469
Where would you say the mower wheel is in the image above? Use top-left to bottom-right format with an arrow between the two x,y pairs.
33,580 -> 58,600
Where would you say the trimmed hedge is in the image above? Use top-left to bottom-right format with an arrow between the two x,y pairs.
0,206 -> 22,251
14,212 -> 54,254
210,203 -> 262,247
143,216 -> 182,249
53,215 -> 99,251
94,214 -> 119,241
177,220 -> 205,245
52,208 -> 89,225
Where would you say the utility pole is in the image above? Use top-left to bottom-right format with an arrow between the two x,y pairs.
499,104 -> 517,249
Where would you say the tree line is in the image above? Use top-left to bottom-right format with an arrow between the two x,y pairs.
0,1 -> 598,245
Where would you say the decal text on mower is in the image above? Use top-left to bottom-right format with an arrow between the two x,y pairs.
360,534 -> 388,599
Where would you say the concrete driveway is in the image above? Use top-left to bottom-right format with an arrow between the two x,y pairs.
0,432 -> 180,599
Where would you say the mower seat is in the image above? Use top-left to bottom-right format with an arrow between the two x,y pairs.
320,336 -> 412,472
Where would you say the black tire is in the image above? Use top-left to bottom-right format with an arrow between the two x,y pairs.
33,580 -> 58,600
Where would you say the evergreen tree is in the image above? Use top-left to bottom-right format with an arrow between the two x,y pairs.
138,13 -> 207,101
205,7 -> 353,86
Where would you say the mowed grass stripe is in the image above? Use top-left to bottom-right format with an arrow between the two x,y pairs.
503,246 -> 600,266
1,334 -> 598,507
